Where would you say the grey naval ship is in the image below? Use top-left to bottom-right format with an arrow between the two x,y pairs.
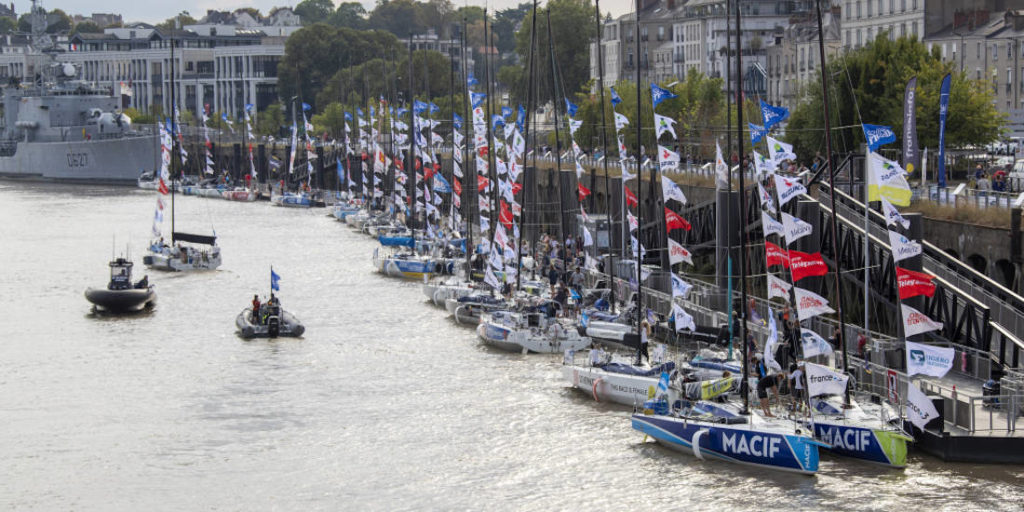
0,33 -> 156,183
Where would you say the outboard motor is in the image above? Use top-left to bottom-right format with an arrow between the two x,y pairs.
267,316 -> 280,338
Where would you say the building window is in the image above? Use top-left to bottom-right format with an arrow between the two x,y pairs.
900,23 -> 905,37
912,22 -> 917,37
994,43 -> 999,61
912,0 -> 917,8
1009,43 -> 1013,60
901,0 -> 906,12
857,29 -> 862,47
878,0 -> 883,13
978,41 -> 981,59
889,0 -> 894,14
868,0 -> 872,16
857,1 -> 862,18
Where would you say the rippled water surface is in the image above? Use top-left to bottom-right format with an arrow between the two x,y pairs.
1,182 -> 1022,511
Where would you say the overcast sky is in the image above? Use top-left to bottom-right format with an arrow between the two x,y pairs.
43,1 -> 630,25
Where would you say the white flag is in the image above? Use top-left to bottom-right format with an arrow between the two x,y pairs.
867,151 -> 912,206
801,330 -> 835,358
805,362 -> 849,397
569,118 -> 583,135
888,230 -> 922,262
905,340 -> 954,377
758,181 -> 776,214
614,112 -> 629,132
627,211 -> 638,232
782,211 -> 814,245
794,286 -> 835,320
670,273 -> 692,298
672,302 -> 696,332
773,174 -> 807,207
762,211 -> 785,238
654,113 -> 678,140
767,273 -> 791,300
657,145 -> 680,172
753,149 -> 776,175
484,267 -> 501,289
661,175 -> 687,204
902,304 -> 944,338
583,226 -> 594,247
881,195 -> 910,229
764,311 -> 782,372
766,135 -> 797,163
905,383 -> 940,429
715,141 -> 729,189
668,238 -> 693,266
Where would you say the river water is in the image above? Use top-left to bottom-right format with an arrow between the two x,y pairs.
1,182 -> 1022,511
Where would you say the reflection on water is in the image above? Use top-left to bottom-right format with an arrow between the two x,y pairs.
0,182 -> 1021,510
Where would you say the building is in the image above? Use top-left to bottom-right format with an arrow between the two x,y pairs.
765,7 -> 843,110
839,0 -> 1024,50
72,13 -> 124,28
410,29 -> 474,76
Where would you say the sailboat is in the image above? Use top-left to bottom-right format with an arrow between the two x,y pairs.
143,35 -> 221,272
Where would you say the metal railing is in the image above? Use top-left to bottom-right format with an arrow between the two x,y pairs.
916,185 -> 1021,209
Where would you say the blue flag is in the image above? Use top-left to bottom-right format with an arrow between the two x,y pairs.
467,72 -> 478,86
471,92 -> 487,109
862,123 -> 896,152
610,86 -> 622,106
650,83 -> 677,108
516,104 -> 526,130
301,102 -> 311,112
413,100 -> 429,114
370,106 -> 375,118
453,113 -> 463,130
429,102 -> 440,115
344,111 -> 353,122
749,123 -> 767,144
357,107 -> 364,117
397,107 -> 408,117
760,100 -> 789,130
336,159 -> 344,184
501,106 -> 513,119
432,173 -> 452,193
937,73 -> 951,188
565,98 -> 579,117
244,103 -> 254,112
271,269 -> 281,291
491,115 -> 504,129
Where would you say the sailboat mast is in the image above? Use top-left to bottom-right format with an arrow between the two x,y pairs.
815,0 -> 850,396
735,0 -> 751,416
407,35 -> 417,229
595,0 -> 615,312
461,18 -> 473,273
483,11 -> 499,255
448,23 -> 456,236
169,28 -> 176,239
546,10 -> 566,247
633,0 -> 643,335
516,0 -> 539,292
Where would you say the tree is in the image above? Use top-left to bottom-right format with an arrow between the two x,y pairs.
155,13 -> 197,32
368,0 -> 427,35
46,9 -> 72,34
492,3 -> 531,56
312,102 -> 348,139
257,103 -> 287,137
235,7 -> 262,20
787,34 -> 1005,163
71,21 -> 102,35
329,2 -> 368,30
123,107 -> 155,125
0,17 -> 16,34
295,0 -> 335,25
507,0 -> 595,106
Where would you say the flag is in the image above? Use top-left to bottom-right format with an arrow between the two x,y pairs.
624,186 -> 638,208
577,182 -> 591,201
671,302 -> 696,332
905,383 -> 940,429
654,113 -> 677,139
484,267 -> 501,289
805,362 -> 849,397
767,273 -> 791,300
801,330 -> 835,358
564,98 -> 579,117
271,268 -> 281,291
650,83 -> 677,107
758,182 -> 776,214
715,141 -> 729,189
760,100 -> 790,130
667,238 -> 692,266
794,287 -> 834,320
433,173 -> 452,194
610,86 -> 622,106
749,123 -> 767,144
905,340 -> 954,378
670,274 -> 692,298
867,151 -> 912,206
658,145 -> 680,172
937,73 -> 951,188
781,212 -> 813,245
764,312 -> 781,372
477,174 -> 490,192
583,226 -> 594,247
766,135 -> 797,164
158,178 -> 169,195
664,208 -> 691,232
614,112 -> 629,132
881,196 -> 910,229
471,92 -> 486,108
661,175 -> 686,204
773,174 -> 807,207
789,250 -> 829,282
499,200 -> 514,230
627,211 -> 638,232
765,241 -> 790,268
753,149 -> 775,175
762,211 -> 784,238
862,123 -> 897,152
897,267 -> 936,299
903,77 -> 920,175
888,230 -> 922,262
902,304 -> 943,338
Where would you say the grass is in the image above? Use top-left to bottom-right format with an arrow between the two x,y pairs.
906,201 -> 1012,229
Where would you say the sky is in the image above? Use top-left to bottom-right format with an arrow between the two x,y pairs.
41,0 -> 630,25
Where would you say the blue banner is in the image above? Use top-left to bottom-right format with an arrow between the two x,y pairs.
433,173 -> 452,193
501,106 -> 513,118
749,123 -> 767,144
650,83 -> 677,108
516,104 -> 526,131
467,72 -> 478,86
610,86 -> 622,106
760,100 -> 790,130
862,123 -> 896,152
938,73 -> 951,188
271,269 -> 281,291
301,102 -> 311,112
565,98 -> 579,117
344,111 -> 353,122
452,113 -> 463,130
413,100 -> 429,114
491,115 -> 504,130
471,92 -> 487,109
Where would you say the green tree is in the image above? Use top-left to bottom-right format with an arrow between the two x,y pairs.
507,0 -> 595,106
71,21 -> 102,35
492,3 -> 531,56
295,0 -> 335,25
312,102 -> 349,139
257,103 -> 287,137
0,17 -> 16,34
787,34 -> 1005,163
368,0 -> 427,35
123,107 -> 155,125
329,2 -> 368,29
46,9 -> 72,33
155,13 -> 197,32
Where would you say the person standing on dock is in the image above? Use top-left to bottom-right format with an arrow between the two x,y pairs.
637,318 -> 652,366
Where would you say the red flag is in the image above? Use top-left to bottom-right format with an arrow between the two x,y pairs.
578,182 -> 591,201
499,200 -> 514,229
896,267 -> 936,299
395,159 -> 404,171
789,250 -> 828,282
424,165 -> 437,180
158,178 -> 169,195
477,175 -> 489,192
624,186 -> 638,208
453,179 -> 462,195
511,182 -> 522,195
664,207 -> 691,232
765,241 -> 789,268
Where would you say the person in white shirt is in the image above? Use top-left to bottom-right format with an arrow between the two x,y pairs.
788,363 -> 806,412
